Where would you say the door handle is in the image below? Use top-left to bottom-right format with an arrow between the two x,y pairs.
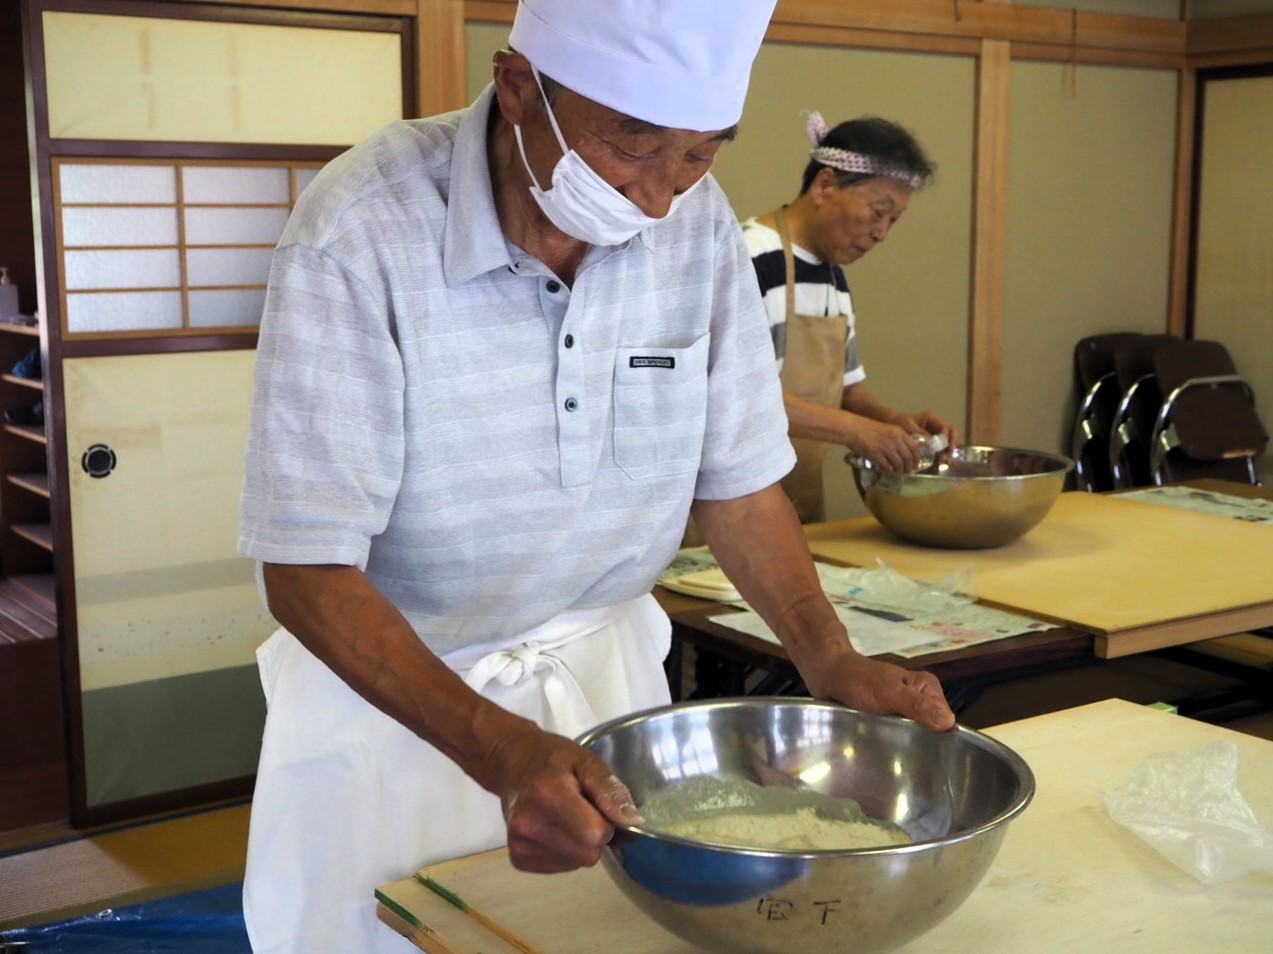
81,443 -> 117,478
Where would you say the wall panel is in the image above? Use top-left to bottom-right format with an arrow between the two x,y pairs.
43,11 -> 402,144
1002,61 -> 1176,456
1192,73 -> 1273,480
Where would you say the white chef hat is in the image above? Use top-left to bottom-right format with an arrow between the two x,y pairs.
509,0 -> 777,132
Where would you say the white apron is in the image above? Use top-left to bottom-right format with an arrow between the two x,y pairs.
241,593 -> 672,954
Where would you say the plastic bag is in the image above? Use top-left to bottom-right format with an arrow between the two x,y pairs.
842,559 -> 975,618
0,881 -> 250,952
1102,740 -> 1273,884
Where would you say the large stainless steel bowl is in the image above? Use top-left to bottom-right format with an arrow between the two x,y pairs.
578,698 -> 1034,954
846,444 -> 1074,549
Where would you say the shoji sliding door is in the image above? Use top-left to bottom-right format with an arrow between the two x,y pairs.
25,0 -> 412,823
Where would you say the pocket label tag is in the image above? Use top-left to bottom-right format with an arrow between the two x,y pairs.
629,356 -> 675,369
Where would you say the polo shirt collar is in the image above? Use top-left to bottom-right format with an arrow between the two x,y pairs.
444,85 -> 517,287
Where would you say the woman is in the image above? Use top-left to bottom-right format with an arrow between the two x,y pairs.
744,113 -> 957,523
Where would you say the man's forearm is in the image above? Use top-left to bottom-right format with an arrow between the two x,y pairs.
690,487 -> 857,683
689,488 -> 955,730
260,562 -> 536,791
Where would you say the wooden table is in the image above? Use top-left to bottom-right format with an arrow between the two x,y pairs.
804,482 -> 1273,658
662,479 -> 1273,705
376,699 -> 1273,953
658,586 -> 1093,708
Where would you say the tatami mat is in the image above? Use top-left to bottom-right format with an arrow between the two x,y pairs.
0,802 -> 250,931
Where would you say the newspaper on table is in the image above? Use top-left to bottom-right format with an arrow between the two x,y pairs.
1120,485 -> 1273,524
658,548 -> 1050,658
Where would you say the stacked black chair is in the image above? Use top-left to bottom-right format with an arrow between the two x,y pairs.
1071,332 -> 1145,492
1108,333 -> 1178,489
1147,338 -> 1267,486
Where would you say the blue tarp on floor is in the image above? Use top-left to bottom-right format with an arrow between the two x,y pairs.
0,882 -> 251,953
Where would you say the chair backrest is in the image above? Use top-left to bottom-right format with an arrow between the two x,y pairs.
1071,332 -> 1145,492
1148,338 -> 1268,486
1109,333 -> 1177,488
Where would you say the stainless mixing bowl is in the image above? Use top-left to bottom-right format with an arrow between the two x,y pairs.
577,698 -> 1034,954
846,444 -> 1074,549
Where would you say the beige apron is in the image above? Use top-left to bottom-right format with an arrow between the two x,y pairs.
765,207 -> 849,524
242,594 -> 672,954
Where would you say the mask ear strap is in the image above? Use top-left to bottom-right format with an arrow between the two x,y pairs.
511,124 -> 545,192
530,64 -> 571,158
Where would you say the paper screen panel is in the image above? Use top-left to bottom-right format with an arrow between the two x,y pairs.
184,206 -> 290,246
59,163 -> 178,204
188,289 -> 267,328
65,291 -> 184,334
62,207 -> 180,247
183,165 -> 290,205
185,247 -> 273,288
64,249 -> 182,291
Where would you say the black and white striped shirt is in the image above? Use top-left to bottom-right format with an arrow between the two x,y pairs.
741,217 -> 864,388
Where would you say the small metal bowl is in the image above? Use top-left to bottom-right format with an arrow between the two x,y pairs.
578,698 -> 1034,954
846,444 -> 1074,549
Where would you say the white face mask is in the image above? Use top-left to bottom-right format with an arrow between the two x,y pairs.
512,67 -> 701,246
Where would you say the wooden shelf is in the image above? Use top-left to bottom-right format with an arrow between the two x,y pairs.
0,321 -> 39,338
4,424 -> 46,445
8,472 -> 49,497
8,573 -> 55,613
0,374 -> 42,391
11,523 -> 52,552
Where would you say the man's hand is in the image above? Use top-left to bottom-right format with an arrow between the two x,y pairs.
800,645 -> 955,732
481,721 -> 642,873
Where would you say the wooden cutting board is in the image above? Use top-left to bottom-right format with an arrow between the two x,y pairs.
804,491 -> 1273,656
376,700 -> 1273,953
376,856 -> 702,953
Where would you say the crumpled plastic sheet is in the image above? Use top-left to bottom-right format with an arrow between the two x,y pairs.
1102,741 -> 1273,884
847,559 -> 975,618
0,882 -> 250,953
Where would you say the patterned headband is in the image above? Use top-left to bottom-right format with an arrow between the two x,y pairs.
805,111 -> 923,190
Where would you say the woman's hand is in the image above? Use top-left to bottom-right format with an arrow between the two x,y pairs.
845,417 -> 922,472
893,410 -> 958,450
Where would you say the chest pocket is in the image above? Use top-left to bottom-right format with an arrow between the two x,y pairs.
612,334 -> 710,480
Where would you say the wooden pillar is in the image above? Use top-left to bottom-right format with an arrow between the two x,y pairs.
1167,67 -> 1196,337
415,0 -> 467,118
967,34 -> 1011,444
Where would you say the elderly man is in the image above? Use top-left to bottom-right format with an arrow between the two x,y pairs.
238,1 -> 955,950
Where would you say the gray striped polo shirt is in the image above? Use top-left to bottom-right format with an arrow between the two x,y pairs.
239,85 -> 795,655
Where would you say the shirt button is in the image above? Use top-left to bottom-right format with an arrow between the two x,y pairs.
564,397 -> 578,412
546,280 -> 561,293
564,334 -> 574,348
